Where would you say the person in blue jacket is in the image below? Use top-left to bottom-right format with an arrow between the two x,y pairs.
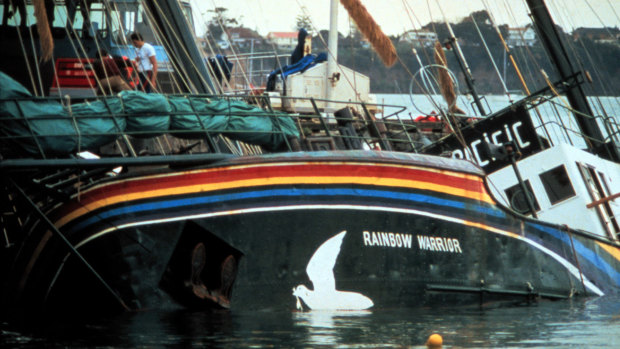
290,28 -> 309,65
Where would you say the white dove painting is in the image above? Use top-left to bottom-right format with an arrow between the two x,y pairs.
292,231 -> 374,310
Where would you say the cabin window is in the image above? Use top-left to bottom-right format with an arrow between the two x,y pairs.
504,180 -> 540,215
89,3 -> 108,38
539,165 -> 576,205
0,3 -> 35,26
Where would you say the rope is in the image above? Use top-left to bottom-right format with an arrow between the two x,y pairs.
606,0 -> 620,25
145,0 -> 212,94
564,224 -> 587,295
50,4 -> 106,97
482,0 -> 552,143
500,0 -> 546,88
101,1 -> 140,94
549,0 -> 619,109
289,0 -> 365,104
207,0 -> 253,93
469,11 -> 512,102
197,18 -> 228,93
9,178 -> 131,311
400,0 -> 436,69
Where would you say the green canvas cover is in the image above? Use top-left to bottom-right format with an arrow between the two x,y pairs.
170,96 -> 299,148
226,112 -> 299,151
168,96 -> 229,139
0,72 -> 76,154
121,90 -> 171,138
70,99 -> 127,150
207,99 -> 300,150
1,72 -> 300,157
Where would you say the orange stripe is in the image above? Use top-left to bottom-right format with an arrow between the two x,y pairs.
73,161 -> 485,199
55,161 -> 491,228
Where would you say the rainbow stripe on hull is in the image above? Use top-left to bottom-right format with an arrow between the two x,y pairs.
5,151 -> 620,315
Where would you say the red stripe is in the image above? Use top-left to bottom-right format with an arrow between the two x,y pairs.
71,163 -> 483,207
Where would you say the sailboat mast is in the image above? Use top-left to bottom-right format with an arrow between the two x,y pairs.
525,0 -> 620,162
326,0 -> 339,107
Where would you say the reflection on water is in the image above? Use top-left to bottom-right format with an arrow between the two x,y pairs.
293,310 -> 373,347
2,295 -> 619,348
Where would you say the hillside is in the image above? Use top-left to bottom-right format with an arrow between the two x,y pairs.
220,13 -> 619,96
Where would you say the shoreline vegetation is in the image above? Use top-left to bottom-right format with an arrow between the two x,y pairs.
205,9 -> 619,96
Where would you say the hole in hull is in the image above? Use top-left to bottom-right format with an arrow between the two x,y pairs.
160,221 -> 242,309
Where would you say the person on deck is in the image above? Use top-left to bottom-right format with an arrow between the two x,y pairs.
130,32 -> 158,93
93,49 -> 131,95
208,54 -> 233,93
290,28 -> 310,65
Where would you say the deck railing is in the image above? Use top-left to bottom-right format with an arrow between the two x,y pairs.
0,93 -> 442,164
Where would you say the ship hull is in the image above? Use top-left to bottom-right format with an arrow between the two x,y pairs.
2,151 -> 619,318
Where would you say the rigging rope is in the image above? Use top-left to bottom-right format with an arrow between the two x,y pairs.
468,9 -> 513,102
145,0 -> 212,94
400,0 -> 438,75
548,0 -> 620,110
498,0 -> 547,90
400,0 -> 440,88
605,0 -> 620,25
481,0 -> 555,143
210,0 -> 253,93
289,0 -> 366,104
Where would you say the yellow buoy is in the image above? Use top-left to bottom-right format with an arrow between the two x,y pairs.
426,333 -> 443,348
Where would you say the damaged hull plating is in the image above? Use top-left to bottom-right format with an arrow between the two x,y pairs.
2,151 -> 619,318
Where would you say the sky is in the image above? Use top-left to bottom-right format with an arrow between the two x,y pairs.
190,0 -> 620,37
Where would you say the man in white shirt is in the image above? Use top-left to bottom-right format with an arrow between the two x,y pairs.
130,32 -> 158,93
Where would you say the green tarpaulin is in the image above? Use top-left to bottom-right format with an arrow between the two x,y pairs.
0,72 -> 299,156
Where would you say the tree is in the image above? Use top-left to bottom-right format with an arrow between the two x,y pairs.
205,7 -> 239,41
295,9 -> 314,35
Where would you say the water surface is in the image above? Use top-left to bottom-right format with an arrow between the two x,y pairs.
2,295 -> 619,348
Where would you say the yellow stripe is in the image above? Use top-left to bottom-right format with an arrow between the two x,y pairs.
597,241 -> 620,262
74,161 -> 484,196
56,175 -> 492,228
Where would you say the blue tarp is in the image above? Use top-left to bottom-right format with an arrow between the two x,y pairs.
266,53 -> 328,91
281,53 -> 327,79
0,72 -> 299,156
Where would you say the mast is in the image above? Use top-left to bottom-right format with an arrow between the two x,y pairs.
144,0 -> 214,94
443,33 -> 486,116
326,0 -> 339,110
444,37 -> 486,116
525,0 -> 620,161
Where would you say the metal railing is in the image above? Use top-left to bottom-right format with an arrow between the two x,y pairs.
226,52 -> 290,93
0,93 -> 442,164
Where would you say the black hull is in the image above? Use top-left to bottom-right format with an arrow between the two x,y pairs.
3,209 -> 577,318
3,152 -> 618,320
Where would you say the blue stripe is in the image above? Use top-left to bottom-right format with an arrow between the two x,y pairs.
531,223 -> 620,287
68,187 -> 503,233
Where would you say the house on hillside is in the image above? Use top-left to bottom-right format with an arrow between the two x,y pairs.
573,27 -> 620,45
220,27 -> 263,48
400,29 -> 438,47
196,36 -> 230,51
507,26 -> 536,47
267,32 -> 298,50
